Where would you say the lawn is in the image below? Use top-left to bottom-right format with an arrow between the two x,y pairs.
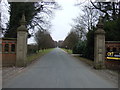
26,48 -> 54,65
61,48 -> 94,66
61,48 -> 72,54
75,56 -> 94,66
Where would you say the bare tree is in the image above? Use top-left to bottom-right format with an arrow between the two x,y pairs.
35,29 -> 55,50
4,1 -> 61,38
73,4 -> 99,31
72,3 -> 100,41
91,0 -> 120,20
62,31 -> 79,49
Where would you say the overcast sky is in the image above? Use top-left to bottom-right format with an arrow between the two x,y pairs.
50,0 -> 80,42
0,0 -> 9,28
28,0 -> 81,43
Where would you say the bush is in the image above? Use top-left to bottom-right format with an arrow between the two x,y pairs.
72,30 -> 95,60
84,30 -> 95,60
72,40 -> 86,54
27,44 -> 38,55
104,19 -> 120,41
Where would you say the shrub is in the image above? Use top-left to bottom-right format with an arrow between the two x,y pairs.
72,40 -> 86,55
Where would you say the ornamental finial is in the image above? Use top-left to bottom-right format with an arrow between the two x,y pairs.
20,13 -> 26,25
97,16 -> 104,28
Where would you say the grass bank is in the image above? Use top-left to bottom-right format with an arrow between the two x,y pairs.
61,48 -> 93,66
27,48 -> 54,65
61,48 -> 72,54
75,56 -> 94,66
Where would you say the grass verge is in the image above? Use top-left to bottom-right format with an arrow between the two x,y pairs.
26,48 -> 54,65
76,57 -> 119,73
75,56 -> 94,66
61,48 -> 72,54
61,48 -> 93,66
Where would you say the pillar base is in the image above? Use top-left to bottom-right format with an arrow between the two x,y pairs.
94,63 -> 106,70
16,61 -> 27,67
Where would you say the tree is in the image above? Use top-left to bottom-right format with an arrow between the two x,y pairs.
72,3 -> 100,42
35,30 -> 55,50
70,1 -> 120,61
4,1 -> 60,38
4,2 -> 35,38
91,1 -> 120,20
72,40 -> 86,54
91,1 -> 120,41
62,31 -> 79,49
85,29 -> 95,60
104,18 -> 120,41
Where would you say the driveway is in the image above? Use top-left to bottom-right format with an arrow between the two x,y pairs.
3,48 -> 117,88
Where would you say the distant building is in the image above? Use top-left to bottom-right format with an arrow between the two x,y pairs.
54,41 -> 57,47
58,40 -> 63,48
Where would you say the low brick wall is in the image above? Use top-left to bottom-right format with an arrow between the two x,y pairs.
2,53 -> 16,67
105,60 -> 120,70
1,38 -> 17,67
105,41 -> 120,52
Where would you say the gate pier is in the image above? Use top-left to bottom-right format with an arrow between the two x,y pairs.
16,14 -> 28,67
94,16 -> 105,69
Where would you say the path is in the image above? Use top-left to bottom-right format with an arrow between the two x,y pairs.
3,48 -> 117,88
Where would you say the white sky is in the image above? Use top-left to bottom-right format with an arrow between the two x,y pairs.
0,0 -> 9,28
50,0 -> 80,42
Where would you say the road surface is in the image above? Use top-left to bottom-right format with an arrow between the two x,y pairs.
3,48 -> 117,88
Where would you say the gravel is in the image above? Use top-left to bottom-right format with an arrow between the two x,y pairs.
3,67 -> 24,82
